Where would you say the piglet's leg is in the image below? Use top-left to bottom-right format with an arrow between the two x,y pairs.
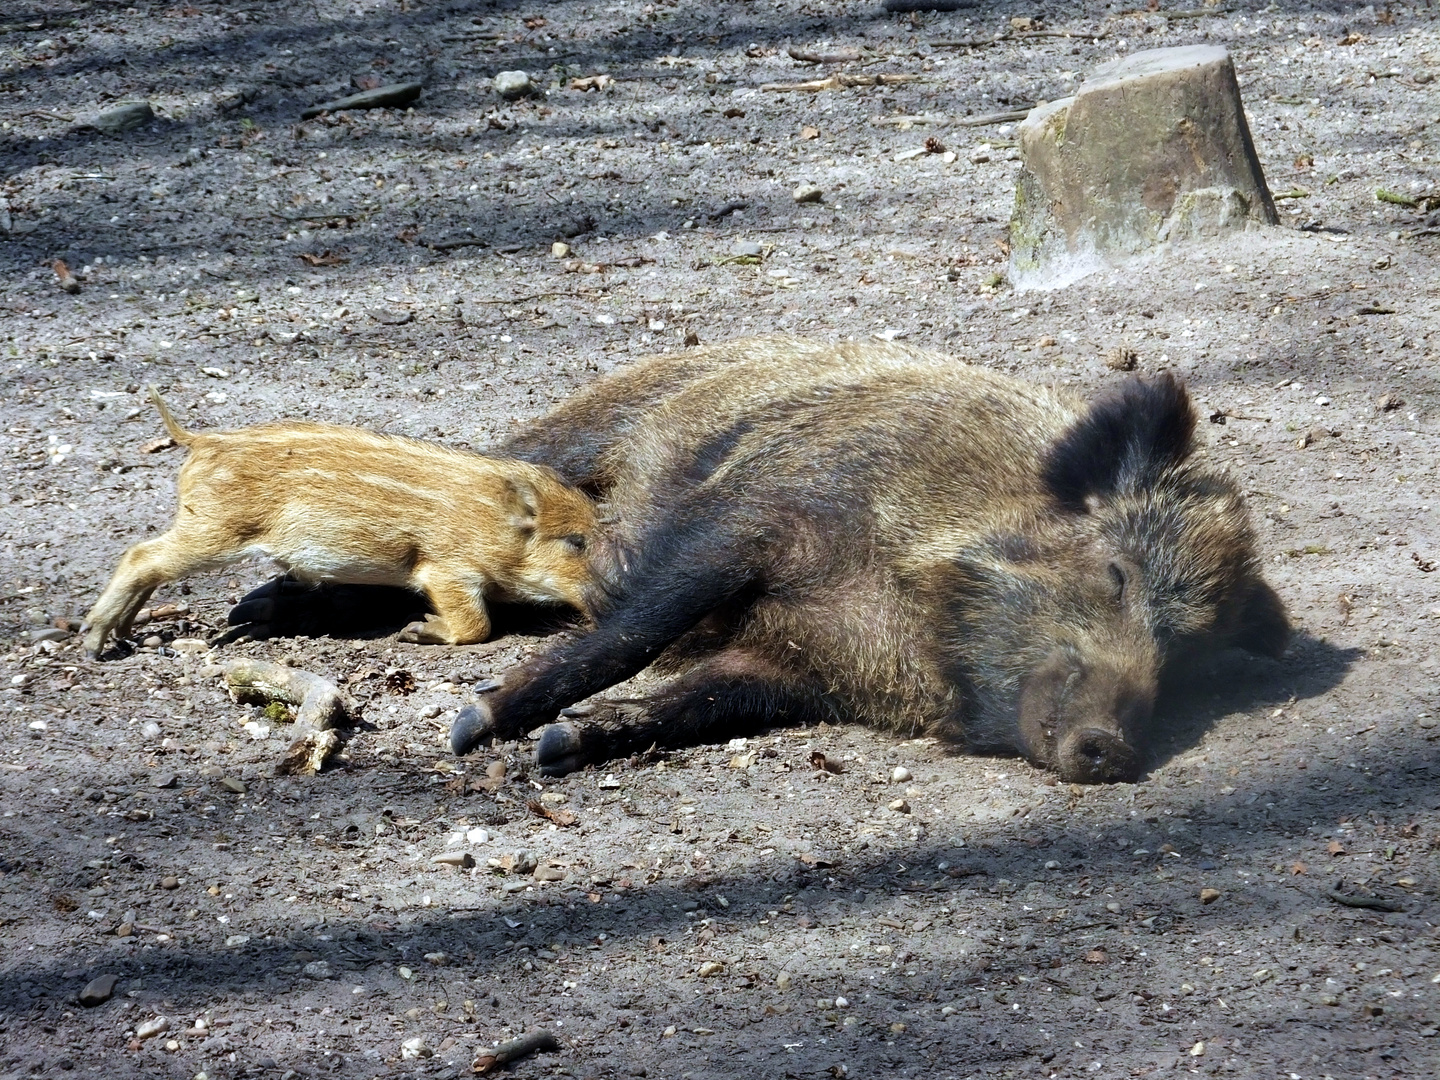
536,649 -> 836,775
402,567 -> 491,645
83,530 -> 232,658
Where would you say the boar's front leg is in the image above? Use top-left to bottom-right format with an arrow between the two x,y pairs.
450,516 -> 761,755
534,648 -> 836,775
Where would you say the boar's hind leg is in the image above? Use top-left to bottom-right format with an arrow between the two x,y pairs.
536,649 -> 835,776
450,518 -> 760,755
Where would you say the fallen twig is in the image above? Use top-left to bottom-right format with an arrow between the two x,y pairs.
931,29 -> 1107,47
954,108 -> 1033,126
762,72 -> 918,92
472,1030 -> 561,1074
1325,888 -> 1404,912
787,45 -> 862,64
428,236 -> 489,251
223,658 -> 352,731
301,81 -> 423,120
1160,7 -> 1231,19
884,0 -> 974,11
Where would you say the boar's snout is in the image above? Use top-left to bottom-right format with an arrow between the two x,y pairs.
1018,645 -> 1154,784
1057,727 -> 1142,785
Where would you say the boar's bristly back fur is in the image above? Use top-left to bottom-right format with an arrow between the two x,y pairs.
451,336 -> 1288,784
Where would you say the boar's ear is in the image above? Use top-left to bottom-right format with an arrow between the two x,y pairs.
1232,579 -> 1290,659
503,478 -> 540,532
1042,373 -> 1196,512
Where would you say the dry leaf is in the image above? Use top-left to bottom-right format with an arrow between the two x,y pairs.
796,852 -> 834,868
298,250 -> 346,266
569,74 -> 612,92
1327,841 -> 1346,856
528,800 -> 578,827
1291,861 -> 1308,875
140,435 -> 177,454
1084,949 -> 1108,964
52,259 -> 80,294
809,751 -> 844,774
800,125 -> 820,139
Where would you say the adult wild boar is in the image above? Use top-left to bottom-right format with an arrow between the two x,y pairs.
442,336 -> 1287,783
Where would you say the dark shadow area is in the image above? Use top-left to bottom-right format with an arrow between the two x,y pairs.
211,577 -> 579,648
1148,630 -> 1363,769
0,0 -> 1414,277
0,737 -> 1433,1077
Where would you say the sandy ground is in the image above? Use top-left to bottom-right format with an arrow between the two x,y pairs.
2,1 -> 1439,1078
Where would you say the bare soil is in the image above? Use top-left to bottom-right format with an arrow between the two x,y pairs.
2,2 -> 1438,1079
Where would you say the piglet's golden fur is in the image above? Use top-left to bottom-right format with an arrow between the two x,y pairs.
81,391 -> 596,658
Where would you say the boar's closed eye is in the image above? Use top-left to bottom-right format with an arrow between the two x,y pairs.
561,533 -> 587,553
1108,561 -> 1127,603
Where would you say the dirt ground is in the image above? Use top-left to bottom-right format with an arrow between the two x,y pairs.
2,1 -> 1439,1078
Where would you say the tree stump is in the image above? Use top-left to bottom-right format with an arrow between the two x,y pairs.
1009,45 -> 1278,289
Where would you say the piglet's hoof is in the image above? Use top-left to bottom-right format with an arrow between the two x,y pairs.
536,721 -> 591,777
399,615 -> 452,645
451,700 -> 496,756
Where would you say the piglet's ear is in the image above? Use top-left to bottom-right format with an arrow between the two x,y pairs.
504,478 -> 540,532
1041,373 -> 1196,512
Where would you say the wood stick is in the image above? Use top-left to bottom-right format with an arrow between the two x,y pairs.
787,45 -> 862,64
223,658 -> 352,731
428,237 -> 489,251
954,108 -> 1033,126
762,72 -> 918,92
472,1030 -> 561,1074
1325,889 -> 1403,912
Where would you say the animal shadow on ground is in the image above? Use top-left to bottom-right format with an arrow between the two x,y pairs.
217,576 -> 578,646
225,585 -> 1360,780
1143,630 -> 1362,772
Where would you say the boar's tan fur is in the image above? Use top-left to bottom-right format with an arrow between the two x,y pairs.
81,392 -> 596,658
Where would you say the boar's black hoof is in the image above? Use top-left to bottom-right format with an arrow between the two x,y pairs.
227,597 -> 276,627
450,701 -> 496,756
1058,729 -> 1142,785
536,721 -> 594,777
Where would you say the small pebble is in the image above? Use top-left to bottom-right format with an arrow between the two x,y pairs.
400,1036 -> 432,1060
888,798 -> 911,814
142,635 -> 164,649
792,183 -> 824,204
698,961 -> 724,977
494,71 -> 534,98
159,876 -> 179,890
93,101 -> 155,134
1200,887 -> 1221,904
891,766 -> 912,783
79,973 -> 118,1007
219,777 -> 246,794
732,240 -> 763,257
135,1016 -> 169,1040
